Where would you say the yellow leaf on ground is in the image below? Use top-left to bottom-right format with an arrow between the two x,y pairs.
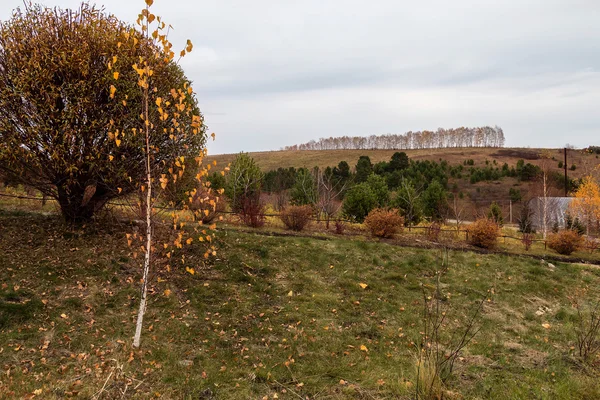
359,283 -> 368,289
185,267 -> 195,275
360,345 -> 368,352
542,323 -> 551,329
164,289 -> 171,297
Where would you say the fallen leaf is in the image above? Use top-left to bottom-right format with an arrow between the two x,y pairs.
359,283 -> 368,289
360,345 -> 368,352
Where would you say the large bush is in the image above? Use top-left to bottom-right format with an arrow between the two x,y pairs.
547,230 -> 583,255
0,4 -> 206,222
364,208 -> 404,238
467,218 -> 500,249
342,183 -> 378,223
280,205 -> 313,231
225,153 -> 263,213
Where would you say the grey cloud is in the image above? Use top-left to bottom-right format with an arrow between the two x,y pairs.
1,0 -> 599,153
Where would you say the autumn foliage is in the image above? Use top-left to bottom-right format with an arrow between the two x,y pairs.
280,205 -> 313,231
547,230 -> 583,255
0,3 -> 205,222
467,218 -> 500,249
364,208 -> 404,238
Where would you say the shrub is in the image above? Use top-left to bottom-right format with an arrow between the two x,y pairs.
225,153 -> 263,213
189,187 -> 225,224
547,230 -> 583,255
238,195 -> 266,228
467,218 -> 500,249
584,237 -> 599,253
342,183 -> 378,223
487,201 -> 504,226
427,222 -> 442,242
280,205 -> 313,231
364,208 -> 404,238
334,219 -> 346,235
522,233 -> 534,251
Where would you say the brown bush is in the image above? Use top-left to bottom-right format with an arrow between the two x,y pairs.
334,219 -> 346,235
238,195 -> 266,228
547,230 -> 583,255
584,237 -> 599,253
427,222 -> 442,242
364,208 -> 404,238
467,218 -> 500,249
189,187 -> 225,224
280,205 -> 313,231
522,233 -> 534,251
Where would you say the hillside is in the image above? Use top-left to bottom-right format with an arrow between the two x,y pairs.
206,147 -> 598,177
207,147 -> 599,219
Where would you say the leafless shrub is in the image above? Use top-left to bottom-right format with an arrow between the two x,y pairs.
522,233 -> 534,251
416,253 -> 484,399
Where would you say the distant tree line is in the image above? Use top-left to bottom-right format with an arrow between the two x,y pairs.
283,126 -> 505,151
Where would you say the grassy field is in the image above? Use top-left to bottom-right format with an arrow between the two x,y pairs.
2,209 -> 600,399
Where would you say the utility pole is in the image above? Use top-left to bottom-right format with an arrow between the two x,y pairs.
564,147 -> 568,197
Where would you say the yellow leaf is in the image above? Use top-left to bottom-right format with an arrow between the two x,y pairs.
145,0 -> 154,5
164,289 -> 171,297
155,97 -> 162,107
60,313 -> 68,319
359,283 -> 368,289
542,323 -> 551,329
180,49 -> 186,57
360,344 -> 368,352
117,187 -> 122,194
287,290 -> 293,297
186,267 -> 195,275
115,139 -> 121,147
113,72 -> 119,80
109,155 -> 114,161
109,85 -> 116,99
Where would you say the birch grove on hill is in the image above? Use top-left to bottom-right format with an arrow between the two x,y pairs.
283,126 -> 505,151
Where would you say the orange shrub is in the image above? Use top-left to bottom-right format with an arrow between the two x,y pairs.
280,205 -> 313,231
547,230 -> 583,255
364,208 -> 404,238
467,218 -> 500,249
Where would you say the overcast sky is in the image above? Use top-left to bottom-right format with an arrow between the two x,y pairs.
2,0 -> 599,154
